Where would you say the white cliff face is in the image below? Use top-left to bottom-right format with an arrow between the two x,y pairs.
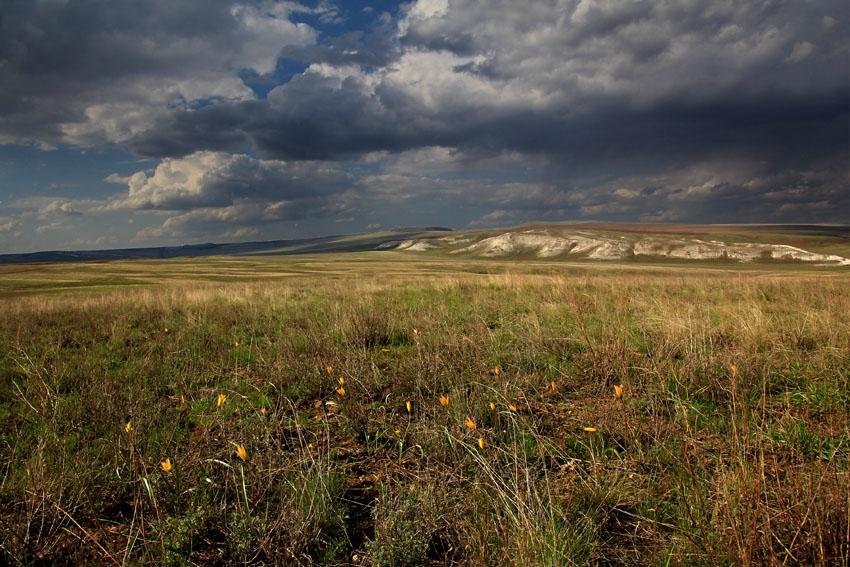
587,239 -> 632,260
450,232 -> 617,258
439,235 -> 474,245
393,230 -> 850,265
396,239 -> 436,251
406,241 -> 437,251
633,239 -> 850,265
446,230 -> 636,260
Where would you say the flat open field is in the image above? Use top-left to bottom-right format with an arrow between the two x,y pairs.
1,254 -> 848,565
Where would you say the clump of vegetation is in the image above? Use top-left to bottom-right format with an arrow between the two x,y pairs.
367,482 -> 446,565
0,257 -> 848,564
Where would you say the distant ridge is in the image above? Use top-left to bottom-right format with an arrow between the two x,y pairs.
3,223 -> 849,266
391,223 -> 850,266
0,228 -> 452,264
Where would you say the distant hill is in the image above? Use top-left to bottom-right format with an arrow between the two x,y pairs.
3,223 -> 849,266
390,223 -> 850,266
0,228 -> 451,264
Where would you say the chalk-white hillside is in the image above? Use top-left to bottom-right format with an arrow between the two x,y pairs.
389,229 -> 850,265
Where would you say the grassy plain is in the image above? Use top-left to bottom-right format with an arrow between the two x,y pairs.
1,253 -> 848,565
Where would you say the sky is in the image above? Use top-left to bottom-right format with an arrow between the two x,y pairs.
0,0 -> 848,253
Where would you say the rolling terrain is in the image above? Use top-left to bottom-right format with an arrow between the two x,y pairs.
2,223 -> 849,267
391,223 -> 850,265
0,228 -> 450,264
0,234 -> 848,565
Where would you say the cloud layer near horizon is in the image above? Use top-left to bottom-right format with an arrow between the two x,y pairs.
1,0 -> 848,251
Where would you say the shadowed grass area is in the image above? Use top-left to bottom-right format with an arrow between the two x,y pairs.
0,256 -> 848,564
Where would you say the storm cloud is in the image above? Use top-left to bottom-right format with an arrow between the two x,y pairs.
0,0 -> 317,146
0,0 -> 848,251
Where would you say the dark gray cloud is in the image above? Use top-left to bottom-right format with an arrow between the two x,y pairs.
277,11 -> 401,68
1,0 -> 848,250
503,154 -> 850,224
125,71 -> 849,195
0,0 -> 317,146
5,0 -> 848,168
119,0 -> 849,173
132,195 -> 359,240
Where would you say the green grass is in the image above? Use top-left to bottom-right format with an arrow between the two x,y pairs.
0,255 -> 848,564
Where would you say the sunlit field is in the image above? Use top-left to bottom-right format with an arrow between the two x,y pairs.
1,253 -> 848,565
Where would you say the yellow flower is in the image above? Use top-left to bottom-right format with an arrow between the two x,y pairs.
160,458 -> 173,473
439,395 -> 450,407
478,437 -> 486,450
325,365 -> 334,375
216,393 -> 227,408
489,402 -> 496,411
583,426 -> 598,433
338,376 -> 346,385
123,421 -> 133,433
336,386 -> 346,397
464,417 -> 477,430
614,384 -> 624,399
406,400 -> 412,413
260,407 -> 268,416
492,366 -> 502,376
234,443 -> 248,462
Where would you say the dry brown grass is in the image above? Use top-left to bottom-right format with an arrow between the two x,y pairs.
0,258 -> 848,565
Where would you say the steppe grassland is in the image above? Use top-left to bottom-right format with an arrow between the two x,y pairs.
1,253 -> 848,564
